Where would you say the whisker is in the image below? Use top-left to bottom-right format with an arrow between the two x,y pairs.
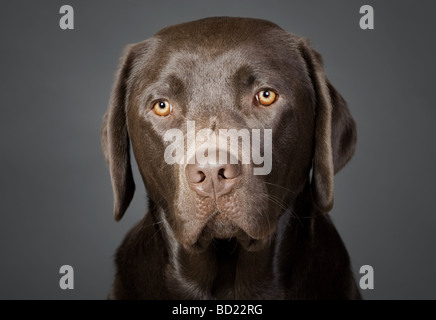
257,192 -> 288,211
252,204 -> 271,245
263,182 -> 295,194
257,192 -> 304,228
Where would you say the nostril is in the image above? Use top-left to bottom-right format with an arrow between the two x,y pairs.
219,164 -> 240,180
186,163 -> 208,184
218,168 -> 226,179
198,171 -> 206,183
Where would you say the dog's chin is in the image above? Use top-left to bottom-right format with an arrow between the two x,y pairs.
188,220 -> 270,254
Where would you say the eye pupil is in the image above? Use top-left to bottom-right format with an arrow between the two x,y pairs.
256,89 -> 277,107
153,100 -> 171,116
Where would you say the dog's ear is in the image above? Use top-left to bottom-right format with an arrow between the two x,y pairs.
328,81 -> 357,174
101,44 -> 139,221
299,39 -> 357,213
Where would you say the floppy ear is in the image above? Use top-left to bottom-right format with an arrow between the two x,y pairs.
101,45 -> 137,221
328,81 -> 357,174
299,39 -> 357,213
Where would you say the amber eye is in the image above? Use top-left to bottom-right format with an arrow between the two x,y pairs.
256,90 -> 277,106
153,100 -> 172,116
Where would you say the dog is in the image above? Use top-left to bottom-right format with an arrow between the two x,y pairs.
101,17 -> 361,299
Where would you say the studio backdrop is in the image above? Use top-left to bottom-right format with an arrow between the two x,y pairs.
0,0 -> 435,299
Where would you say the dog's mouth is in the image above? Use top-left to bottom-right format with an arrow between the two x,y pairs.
205,217 -> 239,239
190,216 -> 268,253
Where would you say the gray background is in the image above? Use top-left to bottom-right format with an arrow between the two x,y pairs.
1,0 -> 435,299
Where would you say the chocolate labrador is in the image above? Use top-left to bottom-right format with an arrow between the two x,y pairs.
101,17 -> 361,299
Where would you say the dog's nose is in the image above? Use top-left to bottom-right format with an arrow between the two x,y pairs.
185,153 -> 241,197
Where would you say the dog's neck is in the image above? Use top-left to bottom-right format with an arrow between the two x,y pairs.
154,200 -> 306,299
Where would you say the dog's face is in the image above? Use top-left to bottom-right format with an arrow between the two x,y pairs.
102,18 -> 356,253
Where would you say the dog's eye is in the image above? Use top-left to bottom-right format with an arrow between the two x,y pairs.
255,90 -> 278,106
153,100 -> 172,116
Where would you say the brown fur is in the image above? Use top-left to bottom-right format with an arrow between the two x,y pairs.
102,17 -> 360,299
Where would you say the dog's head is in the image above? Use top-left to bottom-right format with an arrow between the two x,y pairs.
101,17 -> 356,252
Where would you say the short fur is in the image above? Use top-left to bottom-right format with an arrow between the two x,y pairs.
102,17 -> 360,299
